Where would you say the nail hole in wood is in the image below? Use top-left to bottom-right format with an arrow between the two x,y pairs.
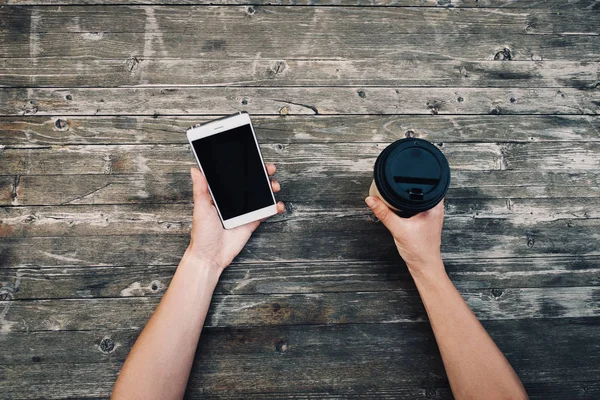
275,339 -> 288,354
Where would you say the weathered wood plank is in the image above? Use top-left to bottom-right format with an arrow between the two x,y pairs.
2,87 -> 598,116
2,6 -> 597,35
0,216 -> 599,267
0,319 -> 599,400
1,116 -> 599,146
2,58 -> 599,88
4,0 -> 598,8
2,198 -> 600,239
1,286 -> 599,332
4,32 -> 600,61
1,142 -> 599,181
1,256 -> 599,301
2,170 -> 600,207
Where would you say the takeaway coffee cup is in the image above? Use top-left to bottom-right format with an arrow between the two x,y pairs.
369,138 -> 450,218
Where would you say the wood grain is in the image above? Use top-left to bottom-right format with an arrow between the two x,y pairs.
2,6 -> 597,35
4,32 -> 600,61
2,170 -> 600,207
0,216 -> 599,268
1,286 -> 599,332
2,58 -> 599,88
2,87 -> 598,116
2,198 -> 600,238
1,256 -> 599,301
4,0 -> 598,8
1,115 -> 599,146
0,319 -> 599,399
1,1 -> 599,398
1,142 -> 599,179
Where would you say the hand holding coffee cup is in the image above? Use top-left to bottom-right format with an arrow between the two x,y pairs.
366,138 -> 450,274
365,196 -> 445,276
369,138 -> 450,217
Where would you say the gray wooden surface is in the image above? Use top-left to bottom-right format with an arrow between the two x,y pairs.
1,0 -> 599,399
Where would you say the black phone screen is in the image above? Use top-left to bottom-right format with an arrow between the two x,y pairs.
191,124 -> 274,220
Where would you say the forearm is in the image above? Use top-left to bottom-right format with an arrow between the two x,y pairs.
411,260 -> 527,400
112,248 -> 221,400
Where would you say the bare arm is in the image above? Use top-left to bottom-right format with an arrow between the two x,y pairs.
112,165 -> 284,400
365,197 -> 528,400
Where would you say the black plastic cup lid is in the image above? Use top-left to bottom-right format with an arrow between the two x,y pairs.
373,138 -> 450,214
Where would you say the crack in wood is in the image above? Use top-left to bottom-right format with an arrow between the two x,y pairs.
61,183 -> 112,205
272,99 -> 319,115
11,175 -> 21,206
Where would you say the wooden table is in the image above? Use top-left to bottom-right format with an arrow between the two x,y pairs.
1,1 -> 599,398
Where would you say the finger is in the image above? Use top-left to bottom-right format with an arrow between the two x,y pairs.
266,163 -> 276,176
277,201 -> 286,214
365,196 -> 403,233
271,179 -> 281,193
190,167 -> 212,207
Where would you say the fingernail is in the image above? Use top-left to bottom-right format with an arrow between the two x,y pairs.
365,197 -> 376,208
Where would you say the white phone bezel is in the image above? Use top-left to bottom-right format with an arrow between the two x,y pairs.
186,113 -> 277,230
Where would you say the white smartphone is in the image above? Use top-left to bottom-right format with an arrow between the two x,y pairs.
186,112 -> 277,229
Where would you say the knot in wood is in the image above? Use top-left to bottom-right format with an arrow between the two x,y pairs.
275,339 -> 288,354
526,237 -> 535,248
244,6 -> 256,16
125,57 -> 141,73
0,291 -> 11,301
494,48 -> 512,61
99,338 -> 116,354
525,16 -> 538,32
54,118 -> 69,131
404,130 -> 416,138
489,106 -> 501,115
65,94 -> 73,101
491,288 -> 504,299
426,99 -> 443,115
506,199 -> 514,210
241,98 -> 248,105
31,356 -> 42,362
457,96 -> 464,103
284,201 -> 294,214
357,90 -> 366,98
268,61 -> 287,76
23,104 -> 38,115
425,387 -> 438,398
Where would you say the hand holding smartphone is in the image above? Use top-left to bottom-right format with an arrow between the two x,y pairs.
186,112 -> 278,229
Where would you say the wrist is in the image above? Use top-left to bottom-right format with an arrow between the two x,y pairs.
180,247 -> 224,282
407,258 -> 448,286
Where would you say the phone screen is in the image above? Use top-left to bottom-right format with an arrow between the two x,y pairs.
191,124 -> 274,220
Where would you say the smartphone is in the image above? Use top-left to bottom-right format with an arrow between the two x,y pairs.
186,112 -> 277,229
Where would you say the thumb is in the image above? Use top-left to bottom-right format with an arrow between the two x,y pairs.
365,196 -> 403,235
190,167 -> 212,207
